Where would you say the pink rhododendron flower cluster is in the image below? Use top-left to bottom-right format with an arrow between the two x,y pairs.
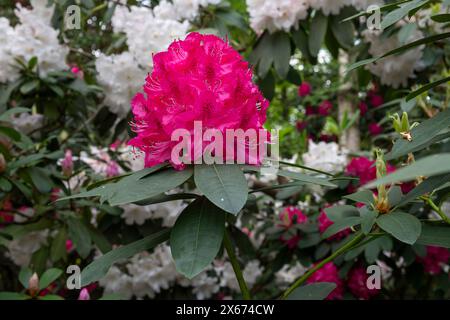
306,262 -> 344,300
318,210 -> 351,241
278,206 -> 307,249
129,32 -> 269,168
347,266 -> 380,300
318,100 -> 333,116
368,123 -> 383,136
417,246 -> 450,275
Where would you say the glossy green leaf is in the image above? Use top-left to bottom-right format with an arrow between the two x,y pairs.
80,229 -> 170,286
406,76 -> 450,101
416,225 -> 450,248
287,283 -> 337,300
27,167 -> 53,193
39,268 -> 63,290
321,217 -> 361,239
170,198 -> 225,279
67,217 -> 92,259
273,32 -> 291,78
376,212 -> 421,245
277,169 -> 337,188
194,164 -> 247,215
309,12 -> 328,57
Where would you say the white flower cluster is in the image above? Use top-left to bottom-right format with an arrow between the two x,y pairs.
6,230 -> 48,266
0,0 -> 69,83
246,0 -> 385,33
96,1 -> 219,117
121,199 -> 186,227
99,244 -> 263,300
302,140 -> 348,174
11,113 -> 44,135
363,28 -> 424,88
275,262 -> 307,288
246,0 -> 309,34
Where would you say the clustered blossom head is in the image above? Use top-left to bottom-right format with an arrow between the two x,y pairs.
306,262 -> 344,300
298,82 -> 312,97
347,266 -> 380,299
129,32 -> 269,168
345,156 -> 395,190
417,246 -> 450,275
318,100 -> 333,116
318,210 -> 351,241
278,206 -> 307,249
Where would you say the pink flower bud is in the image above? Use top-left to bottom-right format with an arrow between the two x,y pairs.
61,149 -> 73,177
78,288 -> 90,300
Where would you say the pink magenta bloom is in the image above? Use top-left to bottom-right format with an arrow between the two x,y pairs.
318,100 -> 333,116
318,210 -> 351,241
368,123 -> 383,136
78,288 -> 90,300
128,32 -> 269,168
305,105 -> 316,116
279,206 -> 307,249
368,90 -> 384,108
347,266 -> 380,300
298,82 -> 312,97
359,101 -> 368,116
417,246 -> 450,275
296,120 -> 307,132
306,262 -> 344,300
106,161 -> 120,178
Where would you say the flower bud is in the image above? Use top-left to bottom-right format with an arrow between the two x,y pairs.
28,273 -> 39,297
61,149 -> 73,177
78,288 -> 90,300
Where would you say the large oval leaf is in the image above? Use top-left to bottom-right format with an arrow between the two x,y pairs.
80,229 -> 170,286
287,283 -> 337,300
376,212 -> 421,245
194,164 -> 248,215
170,198 -> 225,279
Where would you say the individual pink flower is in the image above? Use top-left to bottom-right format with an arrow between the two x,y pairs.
279,206 -> 307,249
296,120 -> 307,132
347,266 -> 380,300
61,149 -> 73,177
417,246 -> 450,275
305,105 -> 316,116
71,66 -> 84,79
368,90 -> 384,108
66,239 -> 73,252
306,262 -> 344,300
400,181 -> 416,194
318,210 -> 351,241
368,123 -> 383,136
298,82 -> 312,97
128,32 -> 269,168
359,101 -> 368,116
78,288 -> 90,300
318,100 -> 333,116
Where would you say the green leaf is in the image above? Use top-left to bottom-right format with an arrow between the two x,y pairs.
88,225 -> 112,254
365,154 -> 450,188
286,283 -> 337,300
398,173 -> 450,206
324,205 -> 360,222
273,32 -> 291,78
359,207 -> 377,235
27,167 -> 53,193
344,190 -> 374,204
19,267 -> 32,289
50,228 -> 67,262
381,0 -> 429,30
67,217 -> 92,259
386,109 -> 450,160
277,169 -> 337,188
108,167 -> 193,206
376,212 -> 421,245
309,12 -> 328,57
170,198 -> 225,279
406,76 -> 450,101
0,292 -> 29,300
20,80 -> 39,94
431,13 -> 450,23
194,164 -> 248,215
80,229 -> 170,286
0,126 -> 21,141
0,107 -> 30,122
321,217 -> 361,239
416,225 -> 450,248
39,268 -> 63,290
341,0 -> 410,22
292,27 -> 312,62
330,12 -> 355,49
38,294 -> 64,300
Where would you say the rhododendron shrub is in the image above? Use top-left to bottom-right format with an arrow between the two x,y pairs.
129,32 -> 269,168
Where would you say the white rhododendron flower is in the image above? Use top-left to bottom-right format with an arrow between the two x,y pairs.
351,0 -> 384,10
363,28 -> 424,88
275,262 -> 307,288
6,230 -> 48,266
302,140 -> 348,174
246,0 -> 309,34
309,0 -> 352,16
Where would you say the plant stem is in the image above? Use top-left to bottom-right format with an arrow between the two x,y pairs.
421,196 -> 450,225
223,229 -> 251,300
280,232 -> 365,299
279,160 -> 334,176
